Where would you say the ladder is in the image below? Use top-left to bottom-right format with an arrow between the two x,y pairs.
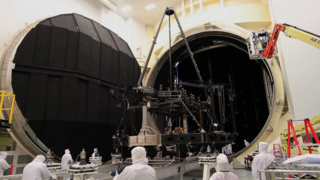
0,91 -> 15,129
287,118 -> 320,158
273,144 -> 283,157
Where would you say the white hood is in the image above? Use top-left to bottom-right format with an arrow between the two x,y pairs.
0,152 -> 7,159
65,149 -> 70,154
216,153 -> 229,172
259,142 -> 268,153
33,155 -> 46,163
132,147 -> 148,165
244,140 -> 250,147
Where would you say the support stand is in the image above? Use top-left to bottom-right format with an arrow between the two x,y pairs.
286,118 -> 320,178
137,6 -> 203,88
287,118 -> 320,158
198,156 -> 216,180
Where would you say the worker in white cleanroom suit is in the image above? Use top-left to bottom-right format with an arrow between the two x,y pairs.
0,152 -> 10,176
92,148 -> 99,157
210,153 -> 239,180
113,147 -> 156,180
252,142 -> 275,180
222,144 -> 233,154
61,149 -> 73,170
244,140 -> 250,147
22,155 -> 51,180
214,153 -> 227,172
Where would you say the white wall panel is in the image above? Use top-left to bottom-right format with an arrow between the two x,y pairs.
0,0 -> 130,50
269,0 -> 320,119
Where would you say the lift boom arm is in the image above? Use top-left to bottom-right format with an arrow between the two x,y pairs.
262,23 -> 320,59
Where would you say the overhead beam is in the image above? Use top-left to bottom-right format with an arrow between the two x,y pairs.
200,0 -> 203,12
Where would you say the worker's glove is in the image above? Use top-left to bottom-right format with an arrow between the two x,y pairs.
110,165 -> 126,176
110,170 -> 116,177
110,170 -> 121,177
118,164 -> 125,173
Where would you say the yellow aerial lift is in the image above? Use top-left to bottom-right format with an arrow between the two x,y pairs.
247,23 -> 320,60
247,24 -> 320,155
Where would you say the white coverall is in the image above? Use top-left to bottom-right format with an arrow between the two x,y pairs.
210,153 -> 239,180
0,152 -> 10,176
22,155 -> 51,180
61,149 -> 73,170
113,147 -> 156,180
252,142 -> 275,180
92,148 -> 98,157
222,144 -> 233,154
244,140 -> 250,147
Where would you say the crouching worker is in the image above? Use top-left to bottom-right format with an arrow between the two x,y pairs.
113,147 -> 156,180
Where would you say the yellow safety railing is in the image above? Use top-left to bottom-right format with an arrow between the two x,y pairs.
0,91 -> 15,124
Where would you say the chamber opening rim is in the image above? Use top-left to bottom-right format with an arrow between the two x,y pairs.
145,29 -> 279,158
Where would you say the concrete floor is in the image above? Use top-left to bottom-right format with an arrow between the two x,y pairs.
164,167 -> 254,180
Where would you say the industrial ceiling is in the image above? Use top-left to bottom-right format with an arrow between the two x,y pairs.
109,0 -> 182,25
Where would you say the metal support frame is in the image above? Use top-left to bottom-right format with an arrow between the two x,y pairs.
96,160 -> 200,180
287,119 -> 302,157
303,118 -> 320,153
173,11 -> 203,83
122,94 -> 127,136
228,89 -> 237,134
199,156 -> 216,180
178,97 -> 202,129
209,80 -> 218,130
216,85 -> 225,125
203,163 -> 214,180
168,13 -> 173,90
137,7 -> 167,87
259,169 -> 320,180
287,118 -> 320,157
137,6 -> 203,88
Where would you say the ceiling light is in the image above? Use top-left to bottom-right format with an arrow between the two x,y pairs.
122,5 -> 132,12
145,3 -> 156,10
99,0 -> 118,12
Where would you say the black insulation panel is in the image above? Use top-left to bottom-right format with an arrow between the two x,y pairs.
12,14 -> 141,161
